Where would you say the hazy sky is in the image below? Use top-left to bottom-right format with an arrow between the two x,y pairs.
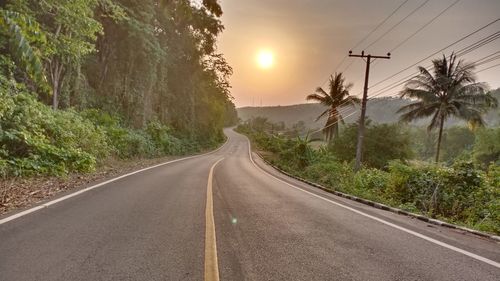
217,0 -> 500,107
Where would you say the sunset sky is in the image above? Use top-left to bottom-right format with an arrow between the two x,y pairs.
217,0 -> 500,107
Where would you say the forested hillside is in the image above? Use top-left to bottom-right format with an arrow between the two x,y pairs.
238,89 -> 500,130
0,0 -> 237,177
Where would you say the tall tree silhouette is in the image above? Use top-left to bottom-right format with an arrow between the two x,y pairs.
307,72 -> 360,141
398,53 -> 497,162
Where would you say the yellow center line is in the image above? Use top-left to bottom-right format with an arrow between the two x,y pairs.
205,158 -> 224,281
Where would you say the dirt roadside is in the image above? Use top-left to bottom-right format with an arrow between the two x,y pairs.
0,156 -> 182,216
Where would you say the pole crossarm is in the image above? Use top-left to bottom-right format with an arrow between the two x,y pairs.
349,54 -> 391,59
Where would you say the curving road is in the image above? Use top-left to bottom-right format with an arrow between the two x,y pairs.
0,129 -> 499,281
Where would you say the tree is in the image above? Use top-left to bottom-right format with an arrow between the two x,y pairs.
330,121 -> 413,169
0,9 -> 48,91
8,0 -> 102,109
2,0 -> 236,142
398,53 -> 498,163
473,127 -> 500,166
306,72 -> 360,142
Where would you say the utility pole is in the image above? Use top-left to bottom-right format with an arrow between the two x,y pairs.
349,50 -> 390,172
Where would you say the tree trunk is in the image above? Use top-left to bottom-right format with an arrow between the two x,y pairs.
333,109 -> 339,140
52,78 -> 59,110
50,60 -> 65,110
435,114 -> 445,163
51,63 -> 60,110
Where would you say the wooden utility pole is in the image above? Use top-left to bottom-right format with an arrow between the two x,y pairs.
349,50 -> 390,172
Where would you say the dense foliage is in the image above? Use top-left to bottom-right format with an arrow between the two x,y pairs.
237,120 -> 500,234
330,121 -> 413,169
0,1 -> 236,176
0,87 -> 211,177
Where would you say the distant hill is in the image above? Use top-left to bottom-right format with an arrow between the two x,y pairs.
237,89 -> 500,130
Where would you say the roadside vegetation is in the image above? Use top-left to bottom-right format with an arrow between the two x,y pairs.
0,1 -> 237,212
237,53 -> 499,235
238,121 -> 499,234
0,0 -> 237,178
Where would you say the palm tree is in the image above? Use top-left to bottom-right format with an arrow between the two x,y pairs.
306,72 -> 360,142
398,53 -> 497,163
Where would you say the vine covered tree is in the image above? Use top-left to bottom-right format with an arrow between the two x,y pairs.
398,53 -> 498,163
306,72 -> 360,142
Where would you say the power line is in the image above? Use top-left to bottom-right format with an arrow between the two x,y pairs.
477,62 -> 500,73
364,0 -> 431,50
312,49 -> 500,135
370,31 -> 500,96
474,54 -> 500,67
370,50 -> 500,98
369,18 -> 500,90
351,0 -> 410,51
455,32 -> 500,57
310,17 -> 500,134
323,30 -> 500,125
370,0 -> 460,69
368,51 -> 500,103
389,0 -> 461,53
314,0 -> 411,90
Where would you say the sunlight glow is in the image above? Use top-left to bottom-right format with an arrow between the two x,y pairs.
257,50 -> 274,69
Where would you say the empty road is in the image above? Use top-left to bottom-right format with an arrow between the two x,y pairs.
0,129 -> 499,281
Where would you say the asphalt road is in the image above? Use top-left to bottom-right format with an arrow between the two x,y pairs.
0,128 -> 499,281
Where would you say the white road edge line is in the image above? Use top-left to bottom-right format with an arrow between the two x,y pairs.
0,138 -> 229,226
246,139 -> 500,269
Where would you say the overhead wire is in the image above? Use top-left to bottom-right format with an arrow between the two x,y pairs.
314,0 -> 411,90
477,62 -> 500,73
389,0 -> 461,53
363,0 -> 431,51
369,0 -> 461,68
351,0 -> 411,51
369,18 -> 500,90
308,15 -> 500,134
370,31 -> 500,96
368,50 -> 500,103
366,50 -> 500,102
317,29 -> 500,131
311,32 -> 500,134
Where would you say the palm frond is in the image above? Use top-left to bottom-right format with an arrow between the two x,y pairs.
398,101 -> 439,123
306,93 -> 327,103
399,88 -> 438,102
315,109 -> 330,121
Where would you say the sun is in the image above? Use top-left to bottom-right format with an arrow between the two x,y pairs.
257,50 -> 274,69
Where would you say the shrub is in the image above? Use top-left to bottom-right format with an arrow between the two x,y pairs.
302,156 -> 353,189
410,126 -> 476,163
81,110 -> 191,159
331,123 -> 413,169
0,91 -> 107,176
240,122 -> 500,234
474,165 -> 500,233
438,161 -> 484,219
353,168 -> 389,201
473,127 -> 500,166
386,161 -> 441,212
